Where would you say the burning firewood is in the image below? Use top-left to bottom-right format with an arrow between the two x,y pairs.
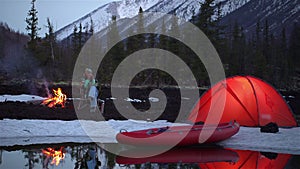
42,88 -> 67,108
37,87 -> 105,113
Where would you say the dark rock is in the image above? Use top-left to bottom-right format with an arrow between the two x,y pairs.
194,121 -> 204,125
260,122 -> 279,133
260,151 -> 278,160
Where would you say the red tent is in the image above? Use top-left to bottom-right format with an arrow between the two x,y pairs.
188,76 -> 297,127
199,149 -> 291,169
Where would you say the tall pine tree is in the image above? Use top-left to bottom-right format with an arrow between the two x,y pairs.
196,0 -> 214,36
288,23 -> 300,88
72,24 -> 79,55
45,17 -> 55,60
255,21 -> 262,51
25,0 -> 40,50
78,23 -> 83,51
263,19 -> 270,62
194,0 -> 225,52
89,16 -> 94,35
230,21 -> 246,75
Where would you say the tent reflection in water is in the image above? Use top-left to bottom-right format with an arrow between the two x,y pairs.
199,149 -> 291,169
188,76 -> 297,127
116,148 -> 291,169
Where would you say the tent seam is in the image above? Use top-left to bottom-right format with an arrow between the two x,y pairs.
245,76 -> 261,126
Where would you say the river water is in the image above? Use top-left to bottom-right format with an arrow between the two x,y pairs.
0,143 -> 299,169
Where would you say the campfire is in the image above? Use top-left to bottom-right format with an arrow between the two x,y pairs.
42,147 -> 65,166
42,88 -> 67,108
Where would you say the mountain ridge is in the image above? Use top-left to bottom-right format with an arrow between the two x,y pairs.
55,0 -> 251,40
55,0 -> 299,41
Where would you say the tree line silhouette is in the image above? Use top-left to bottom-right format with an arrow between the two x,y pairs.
0,0 -> 299,90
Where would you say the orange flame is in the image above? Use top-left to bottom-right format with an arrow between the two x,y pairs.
42,88 -> 67,108
42,147 -> 65,166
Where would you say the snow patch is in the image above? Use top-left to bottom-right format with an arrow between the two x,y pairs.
124,98 -> 144,103
0,94 -> 45,103
149,97 -> 159,102
1,119 -> 300,155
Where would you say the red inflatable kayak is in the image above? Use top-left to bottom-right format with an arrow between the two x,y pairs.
116,121 -> 239,146
116,147 -> 239,165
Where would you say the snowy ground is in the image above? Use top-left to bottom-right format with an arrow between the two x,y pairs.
1,94 -> 300,155
0,119 -> 186,146
0,94 -> 45,103
219,126 -> 300,155
0,119 -> 300,155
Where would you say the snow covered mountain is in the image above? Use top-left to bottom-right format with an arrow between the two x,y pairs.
55,0 -> 251,40
220,0 -> 300,37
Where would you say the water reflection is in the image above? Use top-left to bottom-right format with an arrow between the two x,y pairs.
0,143 -> 299,169
42,147 -> 65,166
116,146 -> 239,164
0,143 -> 103,169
